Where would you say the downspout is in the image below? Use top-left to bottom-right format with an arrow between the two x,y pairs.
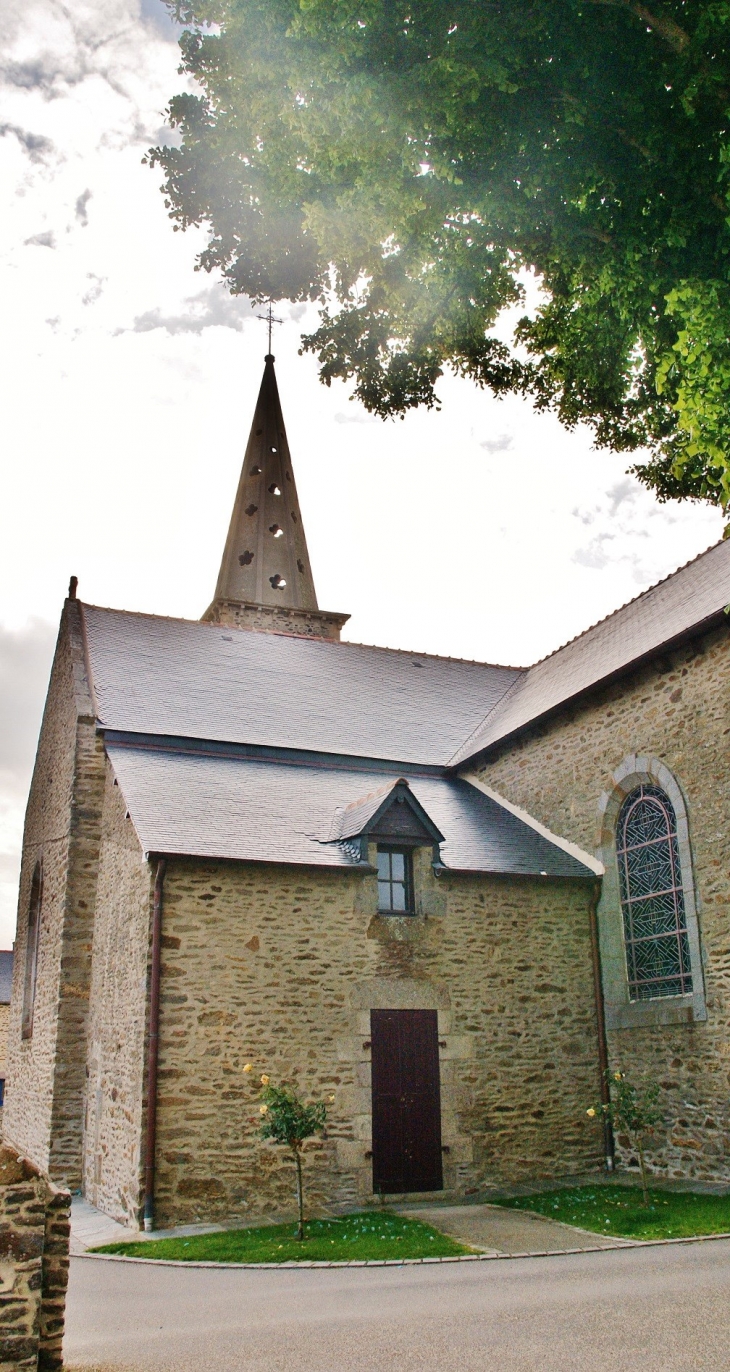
144,858 -> 167,1231
588,877 -> 615,1171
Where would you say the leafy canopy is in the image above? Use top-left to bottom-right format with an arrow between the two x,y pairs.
259,1082 -> 327,1150
153,1 -> 730,509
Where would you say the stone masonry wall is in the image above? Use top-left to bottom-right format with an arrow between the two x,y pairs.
0,1144 -> 71,1372
475,623 -> 730,1179
0,1003 -> 9,1082
135,852 -> 601,1229
0,1003 -> 9,1130
3,600 -> 106,1188
82,763 -> 154,1226
204,600 -> 347,640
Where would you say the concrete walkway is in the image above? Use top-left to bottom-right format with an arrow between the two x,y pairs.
399,1202 -> 630,1255
71,1195 -> 627,1260
70,1198 -> 225,1256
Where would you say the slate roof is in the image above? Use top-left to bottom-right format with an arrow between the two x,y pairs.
0,951 -> 13,1004
82,605 -> 523,768
106,743 -> 592,878
451,538 -> 730,765
82,540 -> 729,878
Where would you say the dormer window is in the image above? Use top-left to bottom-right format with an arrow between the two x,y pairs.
377,846 -> 413,914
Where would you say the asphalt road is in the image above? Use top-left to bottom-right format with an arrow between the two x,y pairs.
64,1240 -> 730,1372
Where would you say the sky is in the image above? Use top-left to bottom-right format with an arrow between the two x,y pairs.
0,0 -> 724,948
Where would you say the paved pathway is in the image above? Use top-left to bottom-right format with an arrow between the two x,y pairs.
64,1237 -> 730,1371
70,1198 -> 224,1256
399,1202 -> 628,1253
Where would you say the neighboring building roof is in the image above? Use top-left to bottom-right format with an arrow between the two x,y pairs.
83,605 -> 523,768
106,742 -> 593,878
0,951 -> 13,1004
451,539 -> 730,766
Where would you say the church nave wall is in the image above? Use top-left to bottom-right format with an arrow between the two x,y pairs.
81,762 -> 155,1226
3,601 -> 105,1188
475,624 -> 730,1180
147,857 -> 601,1228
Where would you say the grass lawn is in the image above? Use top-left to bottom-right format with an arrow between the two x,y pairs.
497,1185 -> 730,1240
93,1210 -> 471,1263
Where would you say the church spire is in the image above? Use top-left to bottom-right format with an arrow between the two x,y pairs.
202,354 -> 349,641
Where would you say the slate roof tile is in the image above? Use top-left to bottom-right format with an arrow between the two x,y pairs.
106,745 -> 592,879
451,538 -> 730,765
82,605 -> 523,767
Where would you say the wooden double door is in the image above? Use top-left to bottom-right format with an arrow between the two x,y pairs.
370,1009 -> 443,1194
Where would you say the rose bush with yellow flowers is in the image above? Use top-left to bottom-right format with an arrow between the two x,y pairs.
244,1066 -> 331,1240
588,1070 -> 662,1206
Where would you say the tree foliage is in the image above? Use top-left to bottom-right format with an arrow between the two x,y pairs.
589,1070 -> 663,1205
257,1077 -> 327,1239
152,1 -> 730,508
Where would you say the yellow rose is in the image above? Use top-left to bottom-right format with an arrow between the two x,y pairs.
586,1108 -> 596,1118
614,1071 -> 622,1081
243,1063 -> 253,1073
261,1074 -> 270,1085
259,1104 -> 268,1115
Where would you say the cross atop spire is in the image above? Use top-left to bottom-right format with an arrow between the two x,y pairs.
202,353 -> 349,641
255,300 -> 283,355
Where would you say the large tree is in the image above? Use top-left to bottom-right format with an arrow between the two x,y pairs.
152,1 -> 730,510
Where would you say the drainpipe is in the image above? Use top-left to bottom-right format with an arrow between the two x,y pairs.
144,858 -> 167,1231
588,877 -> 615,1171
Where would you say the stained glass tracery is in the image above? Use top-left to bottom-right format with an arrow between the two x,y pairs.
616,784 -> 692,1001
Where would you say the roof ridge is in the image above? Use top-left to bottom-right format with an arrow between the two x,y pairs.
80,602 -> 525,671
525,538 -> 726,670
446,668 -> 528,768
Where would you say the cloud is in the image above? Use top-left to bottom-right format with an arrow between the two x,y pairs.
139,0 -> 185,41
0,619 -> 57,946
121,285 -> 257,335
81,273 -> 105,305
335,410 -> 378,425
572,534 -> 616,570
75,188 -> 92,224
480,433 -> 513,454
0,620 -> 56,770
0,122 -> 55,163
24,231 -> 55,248
607,477 -> 638,517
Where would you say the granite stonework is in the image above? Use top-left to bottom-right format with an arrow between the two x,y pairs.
202,599 -> 348,640
0,1145 -> 71,1372
81,817 -> 601,1230
3,601 -> 106,1189
475,622 -> 730,1181
81,763 -> 154,1224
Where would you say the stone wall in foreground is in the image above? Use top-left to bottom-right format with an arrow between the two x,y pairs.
475,623 -> 730,1180
0,1145 -> 70,1372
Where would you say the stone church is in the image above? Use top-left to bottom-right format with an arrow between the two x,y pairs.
4,354 -> 730,1231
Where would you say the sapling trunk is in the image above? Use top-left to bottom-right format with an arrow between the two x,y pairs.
294,1146 -> 304,1240
637,1139 -> 650,1207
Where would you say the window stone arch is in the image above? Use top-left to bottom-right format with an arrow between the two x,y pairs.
596,755 -> 706,1030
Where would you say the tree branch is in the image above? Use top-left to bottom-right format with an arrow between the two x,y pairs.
586,0 -> 690,53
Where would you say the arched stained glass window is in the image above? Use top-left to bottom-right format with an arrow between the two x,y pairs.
617,785 -> 693,1001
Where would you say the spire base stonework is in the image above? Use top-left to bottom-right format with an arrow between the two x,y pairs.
202,598 -> 349,640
